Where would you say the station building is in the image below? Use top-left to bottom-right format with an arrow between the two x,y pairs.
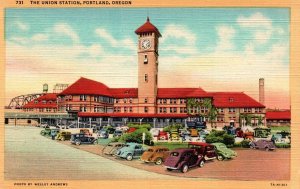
22,18 -> 266,128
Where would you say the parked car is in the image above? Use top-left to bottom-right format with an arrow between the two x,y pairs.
80,128 -> 92,136
40,128 -> 59,137
140,146 -> 170,165
170,129 -> 180,141
223,125 -> 236,135
113,130 -> 123,137
56,131 -> 72,141
188,142 -> 217,161
276,131 -> 291,138
115,142 -> 145,161
164,148 -> 205,173
249,139 -> 275,151
158,131 -> 169,140
70,133 -> 97,145
187,121 -> 207,129
150,128 -> 162,137
97,130 -> 109,139
102,142 -> 125,155
212,142 -> 237,160
189,128 -> 199,137
271,134 -> 290,144
179,129 -> 190,137
254,128 -> 271,138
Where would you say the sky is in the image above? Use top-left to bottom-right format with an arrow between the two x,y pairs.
5,8 -> 290,109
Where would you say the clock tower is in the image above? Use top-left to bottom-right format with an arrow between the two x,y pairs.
135,17 -> 161,114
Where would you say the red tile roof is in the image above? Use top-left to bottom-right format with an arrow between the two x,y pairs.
78,112 -> 188,118
157,88 -> 210,98
59,77 -> 112,96
110,88 -> 138,98
23,93 -> 58,109
209,92 -> 265,108
266,111 -> 291,120
135,17 -> 162,37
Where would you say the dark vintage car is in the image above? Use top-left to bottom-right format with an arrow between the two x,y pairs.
113,130 -> 123,138
254,128 -> 271,138
164,148 -> 205,173
249,139 -> 276,151
140,146 -> 170,165
70,133 -> 97,145
102,142 -> 125,155
56,131 -> 72,141
97,130 -> 109,139
188,142 -> 217,161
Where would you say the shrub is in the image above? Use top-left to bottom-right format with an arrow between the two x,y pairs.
163,124 -> 183,132
127,123 -> 151,130
119,128 -> 153,145
240,140 -> 251,148
206,130 -> 235,146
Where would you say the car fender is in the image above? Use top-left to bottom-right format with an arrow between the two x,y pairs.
177,161 -> 187,169
196,155 -> 204,164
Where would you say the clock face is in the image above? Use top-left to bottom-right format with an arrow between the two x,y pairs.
141,39 -> 151,50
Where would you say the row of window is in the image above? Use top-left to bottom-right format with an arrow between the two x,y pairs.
24,108 -> 57,112
34,100 -> 55,104
158,107 -> 188,113
79,95 -> 114,103
157,99 -> 187,104
114,107 -> 133,113
227,108 -> 263,113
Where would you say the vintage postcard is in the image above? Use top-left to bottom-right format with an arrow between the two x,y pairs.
0,0 -> 299,189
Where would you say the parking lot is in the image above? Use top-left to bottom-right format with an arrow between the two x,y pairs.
5,125 -> 290,180
60,138 -> 290,180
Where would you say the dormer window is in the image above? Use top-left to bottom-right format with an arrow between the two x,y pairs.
42,100 -> 46,104
229,97 -> 234,102
144,54 -> 148,64
34,100 -> 38,104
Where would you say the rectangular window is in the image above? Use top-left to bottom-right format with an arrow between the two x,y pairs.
163,99 -> 167,104
180,99 -> 184,104
170,107 -> 173,113
117,107 -> 121,112
173,107 -> 177,113
129,107 -> 133,112
116,99 -> 119,103
144,98 -> 148,103
124,107 -> 127,112
144,54 -> 148,64
144,107 -> 148,113
80,95 -> 87,101
163,107 -> 167,113
129,98 -> 133,103
229,108 -> 236,113
124,98 -> 127,103
114,107 -> 117,112
180,107 -> 183,113
159,107 -> 163,113
145,74 -> 148,82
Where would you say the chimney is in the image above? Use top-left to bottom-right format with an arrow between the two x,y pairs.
259,78 -> 264,105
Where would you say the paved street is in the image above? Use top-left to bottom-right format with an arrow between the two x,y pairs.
4,125 -> 177,180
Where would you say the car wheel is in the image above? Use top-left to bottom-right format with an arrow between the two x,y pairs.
155,158 -> 163,165
199,160 -> 205,168
93,140 -> 98,145
217,155 -> 224,161
61,137 -> 65,141
166,168 -> 173,171
126,154 -> 133,161
265,147 -> 270,151
181,164 -> 189,173
75,140 -> 81,146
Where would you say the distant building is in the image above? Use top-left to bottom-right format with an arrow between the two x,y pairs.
266,110 -> 291,126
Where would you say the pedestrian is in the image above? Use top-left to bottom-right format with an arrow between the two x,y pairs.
51,131 -> 55,140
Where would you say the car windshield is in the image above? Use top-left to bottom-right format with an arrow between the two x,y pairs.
171,152 -> 179,157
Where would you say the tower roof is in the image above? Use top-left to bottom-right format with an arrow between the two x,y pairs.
135,17 -> 161,37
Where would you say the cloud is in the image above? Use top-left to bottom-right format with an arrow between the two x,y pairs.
53,23 -> 80,43
237,12 -> 275,45
215,25 -> 236,51
160,24 -> 197,55
14,21 -> 29,31
95,28 -> 135,51
31,33 -> 49,42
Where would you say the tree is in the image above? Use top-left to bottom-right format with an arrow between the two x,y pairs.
245,114 -> 252,126
258,115 -> 263,127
